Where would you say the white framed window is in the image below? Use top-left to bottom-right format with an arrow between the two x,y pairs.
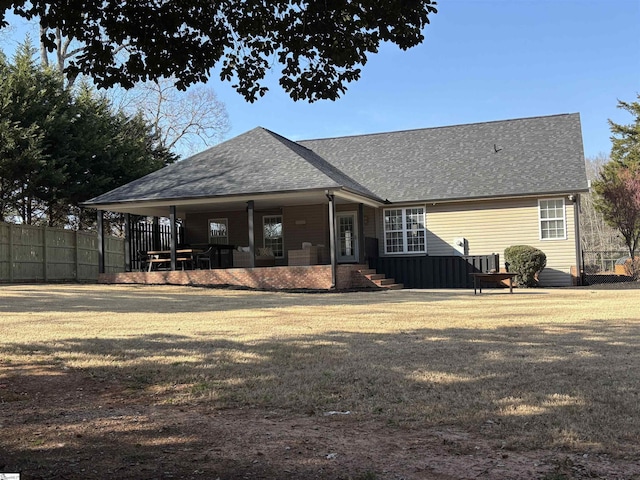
539,199 -> 566,240
208,218 -> 228,244
263,215 -> 284,258
383,207 -> 426,254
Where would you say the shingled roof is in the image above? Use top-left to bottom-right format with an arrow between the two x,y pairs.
85,127 -> 382,205
85,113 -> 587,208
299,113 -> 588,203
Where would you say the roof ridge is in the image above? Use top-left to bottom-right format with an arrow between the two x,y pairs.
261,128 -> 383,201
299,113 -> 580,142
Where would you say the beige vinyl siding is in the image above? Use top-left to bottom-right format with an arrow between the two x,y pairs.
424,197 -> 577,286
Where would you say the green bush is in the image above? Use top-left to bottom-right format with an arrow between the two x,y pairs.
504,245 -> 547,287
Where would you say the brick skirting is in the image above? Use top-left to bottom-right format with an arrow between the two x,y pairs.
98,264 -> 377,291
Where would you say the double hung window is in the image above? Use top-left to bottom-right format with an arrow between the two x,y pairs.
539,199 -> 566,240
208,218 -> 228,244
263,215 -> 284,257
383,207 -> 426,254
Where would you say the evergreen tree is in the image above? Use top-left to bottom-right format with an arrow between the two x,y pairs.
0,39 -> 176,228
593,96 -> 640,277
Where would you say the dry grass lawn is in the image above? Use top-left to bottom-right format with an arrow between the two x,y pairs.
1,284 -> 639,479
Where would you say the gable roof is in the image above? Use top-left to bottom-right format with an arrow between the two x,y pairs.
84,127 -> 383,206
299,113 -> 588,203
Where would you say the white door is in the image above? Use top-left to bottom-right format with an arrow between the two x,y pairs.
336,212 -> 358,263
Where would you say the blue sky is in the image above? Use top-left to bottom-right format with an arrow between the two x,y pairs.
1,0 -> 638,158
210,0 -> 639,159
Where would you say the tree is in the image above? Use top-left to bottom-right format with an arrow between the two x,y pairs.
35,28 -> 230,155
118,78 -> 230,156
579,155 -> 624,252
0,0 -> 438,102
593,96 -> 640,277
0,40 -> 176,228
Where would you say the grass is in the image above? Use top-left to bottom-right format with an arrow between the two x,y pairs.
1,284 -> 639,457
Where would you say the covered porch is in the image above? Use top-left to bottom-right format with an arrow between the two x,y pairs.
94,189 -> 398,290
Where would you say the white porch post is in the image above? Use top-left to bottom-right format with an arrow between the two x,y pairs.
247,200 -> 255,268
327,193 -> 337,288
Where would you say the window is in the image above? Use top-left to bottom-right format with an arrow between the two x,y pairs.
383,207 -> 426,254
263,215 -> 283,258
208,218 -> 228,244
539,199 -> 566,240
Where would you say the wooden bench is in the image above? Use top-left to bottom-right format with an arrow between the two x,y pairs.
469,272 -> 517,294
147,256 -> 194,271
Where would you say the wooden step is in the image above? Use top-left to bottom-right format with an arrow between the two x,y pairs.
357,268 -> 376,275
375,277 -> 396,286
384,283 -> 404,290
365,273 -> 386,281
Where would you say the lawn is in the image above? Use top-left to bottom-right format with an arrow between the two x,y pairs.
0,284 -> 639,479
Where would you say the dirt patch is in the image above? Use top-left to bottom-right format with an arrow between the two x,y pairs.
2,365 -> 638,480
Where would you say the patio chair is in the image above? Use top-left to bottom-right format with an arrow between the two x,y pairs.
196,245 -> 215,269
137,250 -> 150,272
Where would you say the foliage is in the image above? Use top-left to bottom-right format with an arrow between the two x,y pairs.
0,40 -> 176,228
504,245 -> 547,287
592,96 -> 640,275
0,0 -> 438,102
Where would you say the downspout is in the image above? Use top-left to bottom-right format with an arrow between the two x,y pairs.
326,192 -> 337,289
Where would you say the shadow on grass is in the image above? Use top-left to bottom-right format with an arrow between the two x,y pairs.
0,284 -> 546,315
1,318 -> 639,478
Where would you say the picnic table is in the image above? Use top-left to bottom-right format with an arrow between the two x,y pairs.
146,249 -> 202,272
469,272 -> 517,294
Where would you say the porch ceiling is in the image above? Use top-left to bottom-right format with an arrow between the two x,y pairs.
90,188 -> 383,218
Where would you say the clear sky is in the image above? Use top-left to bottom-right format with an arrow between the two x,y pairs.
1,0 -> 638,159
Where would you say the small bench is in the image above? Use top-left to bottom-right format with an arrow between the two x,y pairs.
148,257 -> 193,271
469,272 -> 517,294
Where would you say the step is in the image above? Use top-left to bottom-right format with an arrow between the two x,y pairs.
376,277 -> 397,286
383,283 -> 404,290
357,268 -> 376,275
364,273 -> 386,281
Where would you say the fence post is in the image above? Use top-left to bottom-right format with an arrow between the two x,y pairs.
8,223 -> 13,282
75,230 -> 80,281
43,226 -> 49,282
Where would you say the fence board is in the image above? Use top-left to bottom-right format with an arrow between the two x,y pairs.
371,254 -> 499,289
0,222 -> 124,282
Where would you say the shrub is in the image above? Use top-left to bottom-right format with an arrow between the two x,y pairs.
504,245 -> 547,287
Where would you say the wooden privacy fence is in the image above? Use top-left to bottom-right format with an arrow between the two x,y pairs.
370,254 -> 500,289
0,222 -> 125,282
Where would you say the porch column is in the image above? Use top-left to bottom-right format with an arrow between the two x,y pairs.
124,213 -> 131,272
357,203 -> 365,264
169,205 -> 177,270
152,216 -> 161,251
327,193 -> 337,289
97,210 -> 105,274
247,200 -> 255,268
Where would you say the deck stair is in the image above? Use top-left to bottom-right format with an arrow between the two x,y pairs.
356,267 -> 403,290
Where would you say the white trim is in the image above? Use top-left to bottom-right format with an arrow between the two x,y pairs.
383,206 -> 427,254
538,198 -> 567,241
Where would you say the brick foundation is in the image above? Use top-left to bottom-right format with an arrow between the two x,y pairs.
98,264 -> 377,291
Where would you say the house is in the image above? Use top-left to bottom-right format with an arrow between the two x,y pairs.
84,113 -> 589,289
